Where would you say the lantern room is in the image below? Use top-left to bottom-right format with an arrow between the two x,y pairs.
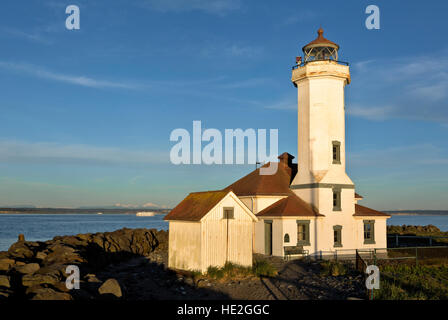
302,27 -> 339,63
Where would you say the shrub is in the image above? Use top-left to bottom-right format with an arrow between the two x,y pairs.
207,266 -> 224,279
320,261 -> 347,276
252,260 -> 277,277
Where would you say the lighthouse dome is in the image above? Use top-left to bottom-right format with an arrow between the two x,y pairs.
302,27 -> 339,63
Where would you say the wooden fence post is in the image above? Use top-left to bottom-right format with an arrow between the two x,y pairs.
415,247 -> 418,266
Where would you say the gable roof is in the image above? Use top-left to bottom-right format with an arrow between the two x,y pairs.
223,153 -> 297,197
354,204 -> 391,217
257,193 -> 324,217
164,190 -> 228,221
164,190 -> 257,222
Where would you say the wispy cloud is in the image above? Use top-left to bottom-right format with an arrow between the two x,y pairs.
346,104 -> 396,121
281,10 -> 318,25
0,61 -> 142,89
199,43 -> 263,59
263,97 -> 296,111
349,52 -> 448,123
0,60 -> 270,94
0,139 -> 168,166
138,0 -> 242,15
218,77 -> 272,89
349,144 -> 447,168
0,27 -> 51,45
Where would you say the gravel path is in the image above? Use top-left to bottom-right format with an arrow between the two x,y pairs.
94,253 -> 366,300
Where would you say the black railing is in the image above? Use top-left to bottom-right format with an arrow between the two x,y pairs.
292,59 -> 350,70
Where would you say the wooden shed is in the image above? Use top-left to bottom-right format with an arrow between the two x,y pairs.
164,190 -> 258,273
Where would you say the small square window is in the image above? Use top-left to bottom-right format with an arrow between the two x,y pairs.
223,207 -> 234,219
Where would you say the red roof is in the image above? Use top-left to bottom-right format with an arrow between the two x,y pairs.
302,27 -> 339,51
223,153 -> 297,197
355,193 -> 363,199
257,193 -> 324,217
354,204 -> 390,217
164,190 -> 228,221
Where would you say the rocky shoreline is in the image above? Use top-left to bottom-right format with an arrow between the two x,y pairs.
0,228 -> 168,300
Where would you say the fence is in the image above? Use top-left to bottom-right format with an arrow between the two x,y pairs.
331,246 -> 448,266
388,234 -> 448,248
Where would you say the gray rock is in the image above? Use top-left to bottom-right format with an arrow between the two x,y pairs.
22,273 -> 60,287
347,296 -> 363,300
30,287 -> 72,300
0,275 -> 10,288
43,245 -> 83,265
0,290 -> 11,299
85,274 -> 101,283
15,263 -> 40,274
0,258 -> 15,271
98,278 -> 122,298
36,252 -> 47,260
7,242 -> 35,259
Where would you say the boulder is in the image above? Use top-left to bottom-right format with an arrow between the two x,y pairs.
22,273 -> 60,287
0,275 -> 10,288
43,245 -> 83,265
98,278 -> 122,298
7,242 -> 35,259
36,252 -> 47,261
15,263 -> 40,275
0,258 -> 15,272
0,289 -> 11,300
30,287 -> 72,300
85,274 -> 101,283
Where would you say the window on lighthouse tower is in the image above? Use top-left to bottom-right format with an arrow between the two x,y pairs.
333,189 -> 341,211
332,141 -> 341,164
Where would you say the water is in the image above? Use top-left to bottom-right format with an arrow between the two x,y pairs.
387,215 -> 448,231
0,214 -> 168,252
1,214 -> 447,252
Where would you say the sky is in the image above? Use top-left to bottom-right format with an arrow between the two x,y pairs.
0,0 -> 447,210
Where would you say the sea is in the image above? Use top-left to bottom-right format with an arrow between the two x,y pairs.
0,213 -> 447,252
0,213 -> 168,252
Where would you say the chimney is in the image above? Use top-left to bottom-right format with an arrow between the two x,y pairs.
278,152 -> 295,167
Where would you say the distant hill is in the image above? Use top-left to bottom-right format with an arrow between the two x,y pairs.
0,207 -> 171,214
386,210 -> 448,216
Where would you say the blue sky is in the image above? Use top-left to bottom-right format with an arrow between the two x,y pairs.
0,0 -> 447,210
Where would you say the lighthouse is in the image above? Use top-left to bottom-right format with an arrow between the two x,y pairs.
291,28 -> 355,216
165,28 -> 390,269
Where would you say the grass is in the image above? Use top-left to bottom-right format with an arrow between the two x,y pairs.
375,263 -> 448,300
204,260 -> 277,280
206,262 -> 253,280
319,260 -> 347,276
252,260 -> 278,277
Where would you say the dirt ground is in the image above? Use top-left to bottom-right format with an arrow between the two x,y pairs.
94,253 -> 366,300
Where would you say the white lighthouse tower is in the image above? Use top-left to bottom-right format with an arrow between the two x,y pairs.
291,28 -> 355,215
